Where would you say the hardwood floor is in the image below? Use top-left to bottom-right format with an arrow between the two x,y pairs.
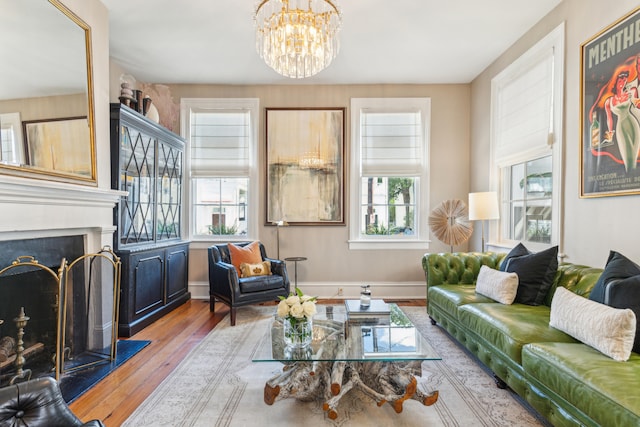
69,298 -> 426,426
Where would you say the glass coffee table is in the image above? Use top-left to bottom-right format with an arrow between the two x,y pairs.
252,304 -> 440,419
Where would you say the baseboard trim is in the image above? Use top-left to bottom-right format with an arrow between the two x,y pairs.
189,281 -> 426,300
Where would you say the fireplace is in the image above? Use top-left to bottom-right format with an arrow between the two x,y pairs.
0,236 -> 119,386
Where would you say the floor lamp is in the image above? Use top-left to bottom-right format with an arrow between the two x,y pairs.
274,220 -> 288,259
468,192 -> 500,252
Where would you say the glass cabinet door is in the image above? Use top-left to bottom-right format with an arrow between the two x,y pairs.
118,125 -> 156,245
156,141 -> 182,241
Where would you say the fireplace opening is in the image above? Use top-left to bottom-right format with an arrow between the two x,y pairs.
0,235 -> 115,386
0,266 -> 60,383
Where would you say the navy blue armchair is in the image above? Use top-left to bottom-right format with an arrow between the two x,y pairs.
208,242 -> 290,325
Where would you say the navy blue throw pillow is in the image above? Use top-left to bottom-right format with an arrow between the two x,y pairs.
504,245 -> 559,305
589,251 -> 640,304
589,251 -> 640,354
499,243 -> 530,272
605,275 -> 640,353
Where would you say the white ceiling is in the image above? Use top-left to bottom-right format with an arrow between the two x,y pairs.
102,0 -> 562,86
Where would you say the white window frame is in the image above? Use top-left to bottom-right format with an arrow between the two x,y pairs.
349,98 -> 431,250
490,23 -> 564,252
0,112 -> 24,164
180,98 -> 260,248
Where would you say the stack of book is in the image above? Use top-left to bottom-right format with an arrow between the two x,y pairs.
344,299 -> 390,322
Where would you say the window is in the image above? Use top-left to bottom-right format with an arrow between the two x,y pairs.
491,23 -> 564,250
0,112 -> 24,164
504,156 -> 552,243
349,98 -> 430,250
181,98 -> 259,241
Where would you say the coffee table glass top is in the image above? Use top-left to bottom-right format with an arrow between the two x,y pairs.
252,304 -> 440,363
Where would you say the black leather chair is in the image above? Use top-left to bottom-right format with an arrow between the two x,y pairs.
0,376 -> 104,427
208,242 -> 290,326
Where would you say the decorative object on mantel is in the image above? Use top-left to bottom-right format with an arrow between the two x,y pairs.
428,199 -> 473,252
143,96 -> 160,123
119,75 -> 177,130
468,192 -> 500,252
140,83 -> 180,131
276,288 -> 317,349
118,74 -> 137,108
254,0 -> 342,78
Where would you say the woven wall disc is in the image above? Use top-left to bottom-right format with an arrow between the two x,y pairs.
428,199 -> 473,246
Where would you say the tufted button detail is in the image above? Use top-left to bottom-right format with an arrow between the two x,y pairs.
15,410 -> 24,418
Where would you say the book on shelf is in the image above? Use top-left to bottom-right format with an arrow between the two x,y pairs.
344,299 -> 390,318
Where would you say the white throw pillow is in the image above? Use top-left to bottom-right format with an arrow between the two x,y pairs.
550,286 -> 636,361
475,265 -> 519,305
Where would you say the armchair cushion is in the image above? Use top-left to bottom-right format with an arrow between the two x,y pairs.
228,241 -> 262,276
240,261 -> 272,278
239,274 -> 286,293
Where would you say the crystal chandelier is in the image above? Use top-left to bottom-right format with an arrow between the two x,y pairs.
255,0 -> 342,79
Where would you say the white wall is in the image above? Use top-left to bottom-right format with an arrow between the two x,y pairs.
107,83 -> 472,298
471,0 -> 640,267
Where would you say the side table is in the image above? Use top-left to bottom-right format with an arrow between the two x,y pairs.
284,256 -> 307,292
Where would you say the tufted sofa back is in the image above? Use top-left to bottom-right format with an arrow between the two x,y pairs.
422,252 -> 603,307
422,252 -> 506,287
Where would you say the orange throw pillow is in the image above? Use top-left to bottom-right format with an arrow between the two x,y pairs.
228,241 -> 262,276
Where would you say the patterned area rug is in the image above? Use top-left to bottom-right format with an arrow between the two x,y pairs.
123,306 -> 547,427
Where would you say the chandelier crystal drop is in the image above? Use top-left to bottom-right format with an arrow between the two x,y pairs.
255,0 -> 342,79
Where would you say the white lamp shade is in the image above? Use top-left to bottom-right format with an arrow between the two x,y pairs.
468,192 -> 500,221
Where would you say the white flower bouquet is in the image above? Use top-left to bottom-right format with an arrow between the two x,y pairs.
277,288 -> 317,320
277,288 -> 317,348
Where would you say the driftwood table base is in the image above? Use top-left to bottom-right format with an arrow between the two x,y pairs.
264,358 -> 438,419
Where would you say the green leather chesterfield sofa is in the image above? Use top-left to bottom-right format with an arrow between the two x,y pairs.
423,251 -> 640,427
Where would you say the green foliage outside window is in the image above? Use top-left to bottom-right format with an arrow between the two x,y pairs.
207,222 -> 239,236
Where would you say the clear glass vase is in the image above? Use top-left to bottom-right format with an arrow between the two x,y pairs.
283,316 -> 313,348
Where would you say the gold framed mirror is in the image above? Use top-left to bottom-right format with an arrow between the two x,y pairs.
0,0 -> 96,185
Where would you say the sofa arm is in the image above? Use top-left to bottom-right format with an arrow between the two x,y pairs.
422,252 -> 507,288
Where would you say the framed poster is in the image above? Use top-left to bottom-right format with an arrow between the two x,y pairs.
23,116 -> 93,179
581,7 -> 640,197
266,107 -> 345,225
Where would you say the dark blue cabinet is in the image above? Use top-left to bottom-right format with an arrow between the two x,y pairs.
110,104 -> 190,337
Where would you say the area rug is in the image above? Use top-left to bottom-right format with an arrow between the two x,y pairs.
123,307 -> 547,427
